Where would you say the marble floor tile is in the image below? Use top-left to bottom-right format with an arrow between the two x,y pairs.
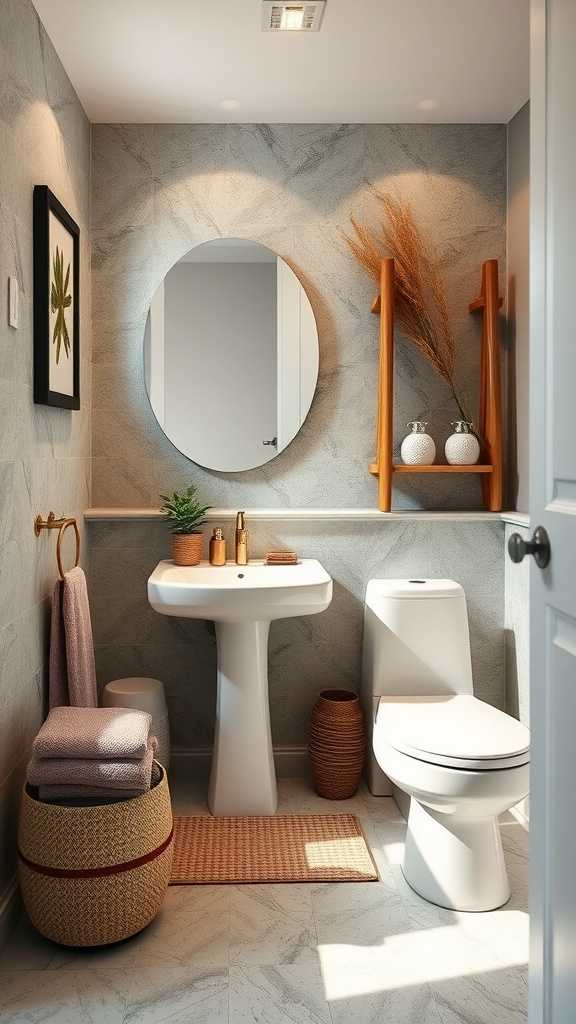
0,779 -> 529,1024
0,914 -> 138,972
0,968 -> 129,1023
276,778 -> 402,823
123,965 -> 228,1024
452,894 -> 529,971
357,788 -> 407,823
276,777 -> 365,816
229,963 -> 331,1024
164,882 -> 231,916
356,818 -> 407,880
374,920 -> 507,985
323,959 -> 442,1024
0,915 -> 58,971
313,879 -> 411,948
389,863 -> 456,928
311,874 -> 400,916
329,981 -> 442,1024
230,884 -> 318,968
432,964 -> 528,1024
46,938 -> 139,973
129,899 -> 230,969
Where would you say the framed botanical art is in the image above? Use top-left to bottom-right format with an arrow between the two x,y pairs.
33,185 -> 80,408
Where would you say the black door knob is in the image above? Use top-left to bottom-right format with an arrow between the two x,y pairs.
508,526 -> 551,569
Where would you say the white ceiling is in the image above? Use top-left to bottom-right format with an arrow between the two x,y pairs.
33,0 -> 529,124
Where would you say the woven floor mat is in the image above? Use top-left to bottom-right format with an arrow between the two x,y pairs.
170,813 -> 379,884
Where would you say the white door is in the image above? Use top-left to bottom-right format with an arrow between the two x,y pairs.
528,1 -> 576,1021
276,258 -> 319,451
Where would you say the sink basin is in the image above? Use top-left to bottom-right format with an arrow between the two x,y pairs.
148,559 -> 332,623
148,559 -> 332,815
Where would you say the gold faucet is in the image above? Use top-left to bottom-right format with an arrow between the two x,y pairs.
235,511 -> 248,565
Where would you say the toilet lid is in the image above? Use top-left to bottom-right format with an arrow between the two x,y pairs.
375,695 -> 530,770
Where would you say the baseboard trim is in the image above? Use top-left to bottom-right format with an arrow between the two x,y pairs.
510,799 -> 530,828
0,878 -> 20,951
171,746 -> 309,779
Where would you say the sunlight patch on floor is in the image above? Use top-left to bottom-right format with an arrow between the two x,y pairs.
317,922 -> 528,1000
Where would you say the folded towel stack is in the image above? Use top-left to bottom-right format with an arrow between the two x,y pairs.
28,706 -> 158,801
265,550 -> 299,565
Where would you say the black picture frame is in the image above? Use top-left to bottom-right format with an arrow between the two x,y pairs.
33,185 -> 80,409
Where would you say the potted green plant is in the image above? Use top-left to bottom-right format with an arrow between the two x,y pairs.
160,485 -> 211,566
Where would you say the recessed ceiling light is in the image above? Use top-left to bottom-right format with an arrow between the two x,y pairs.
282,7 -> 304,30
220,98 -> 240,111
261,2 -> 326,32
417,98 -> 439,111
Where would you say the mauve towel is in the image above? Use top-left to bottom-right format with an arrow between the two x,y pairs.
38,785 -> 143,801
36,761 -> 162,804
49,567 -> 97,709
33,706 -> 153,760
27,737 -> 157,791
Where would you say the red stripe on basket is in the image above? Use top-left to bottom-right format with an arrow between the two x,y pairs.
18,826 -> 174,879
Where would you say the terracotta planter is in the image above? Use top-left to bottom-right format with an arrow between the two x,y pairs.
309,689 -> 365,800
172,532 -> 204,566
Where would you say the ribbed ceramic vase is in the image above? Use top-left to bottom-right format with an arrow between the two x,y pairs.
309,690 -> 365,799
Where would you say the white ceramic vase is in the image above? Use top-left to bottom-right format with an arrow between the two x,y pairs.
400,421 -> 436,465
445,421 -> 480,465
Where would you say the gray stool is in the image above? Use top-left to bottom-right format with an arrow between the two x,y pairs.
103,677 -> 170,769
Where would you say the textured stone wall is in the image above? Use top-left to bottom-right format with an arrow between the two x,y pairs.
91,123 -> 506,510
0,0 -> 91,902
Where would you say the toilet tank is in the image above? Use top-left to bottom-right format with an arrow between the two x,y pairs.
362,579 -> 474,795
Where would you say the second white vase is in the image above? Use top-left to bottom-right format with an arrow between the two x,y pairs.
445,421 -> 480,464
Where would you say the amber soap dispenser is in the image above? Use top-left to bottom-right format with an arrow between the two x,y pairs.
209,528 -> 226,566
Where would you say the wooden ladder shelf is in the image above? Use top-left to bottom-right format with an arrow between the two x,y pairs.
369,257 -> 503,512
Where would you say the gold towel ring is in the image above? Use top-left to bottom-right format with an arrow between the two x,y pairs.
56,519 -> 81,580
34,512 -> 81,580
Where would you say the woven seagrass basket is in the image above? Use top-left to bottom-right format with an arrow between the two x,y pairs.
18,761 -> 173,947
309,689 -> 365,799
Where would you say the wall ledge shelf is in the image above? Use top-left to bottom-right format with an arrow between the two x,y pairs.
84,507 -> 514,524
500,511 -> 530,528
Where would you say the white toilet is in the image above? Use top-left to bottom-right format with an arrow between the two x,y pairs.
362,579 -> 529,912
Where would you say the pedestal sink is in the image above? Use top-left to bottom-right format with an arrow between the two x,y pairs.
148,560 -> 332,815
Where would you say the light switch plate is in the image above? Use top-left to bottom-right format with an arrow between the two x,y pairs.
8,277 -> 19,328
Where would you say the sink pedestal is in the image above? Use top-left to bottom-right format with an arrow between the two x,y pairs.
208,620 -> 278,816
148,558 -> 332,817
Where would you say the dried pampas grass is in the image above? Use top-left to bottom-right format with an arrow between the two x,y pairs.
345,193 -> 470,423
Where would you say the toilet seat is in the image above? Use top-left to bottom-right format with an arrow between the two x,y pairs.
374,694 -> 530,771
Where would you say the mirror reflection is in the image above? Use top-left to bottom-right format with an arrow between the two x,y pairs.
144,238 -> 319,472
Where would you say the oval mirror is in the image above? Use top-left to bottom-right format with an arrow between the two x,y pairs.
143,238 -> 319,472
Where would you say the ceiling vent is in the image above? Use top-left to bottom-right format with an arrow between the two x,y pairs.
261,2 -> 326,32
